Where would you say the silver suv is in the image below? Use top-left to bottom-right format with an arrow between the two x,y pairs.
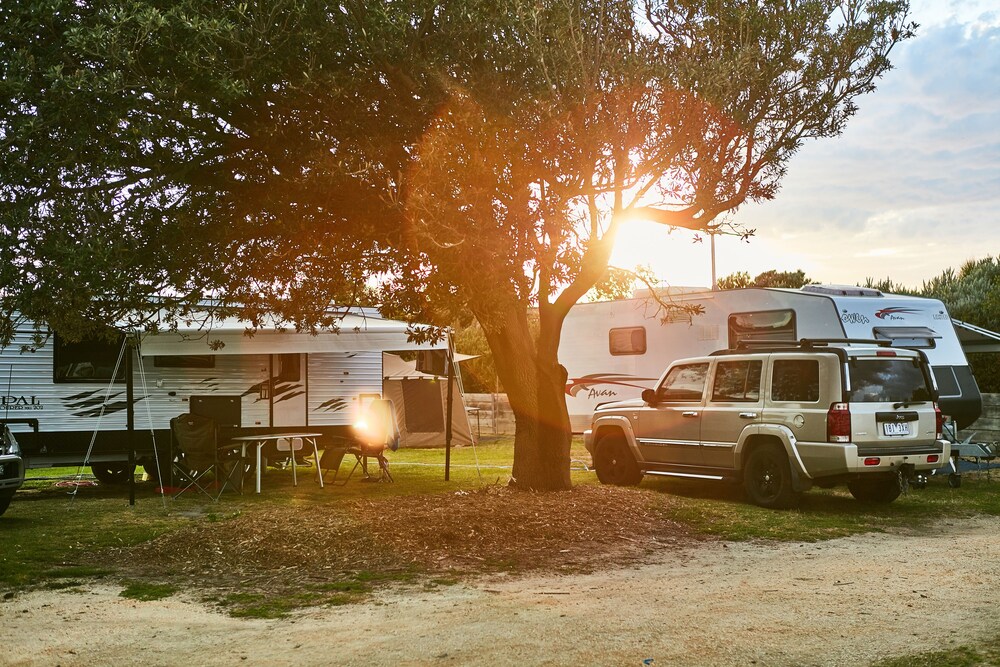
584,339 -> 951,508
0,425 -> 25,517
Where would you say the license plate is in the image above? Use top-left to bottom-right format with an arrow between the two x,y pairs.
883,422 -> 910,437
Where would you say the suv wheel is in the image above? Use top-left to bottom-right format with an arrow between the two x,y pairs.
594,433 -> 642,486
847,473 -> 902,504
743,443 -> 800,509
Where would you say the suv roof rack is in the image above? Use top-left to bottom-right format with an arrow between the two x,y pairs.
727,338 -> 894,351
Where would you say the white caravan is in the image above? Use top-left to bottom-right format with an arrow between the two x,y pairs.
0,309 -> 456,479
560,285 -> 981,437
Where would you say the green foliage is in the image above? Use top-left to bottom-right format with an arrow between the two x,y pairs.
861,276 -> 918,295
119,581 -> 177,601
587,267 -> 649,303
869,635 -> 1000,667
920,257 -> 1000,333
453,319 -> 500,394
717,271 -> 754,290
717,269 -> 814,290
967,352 -> 1000,395
0,0 -> 915,338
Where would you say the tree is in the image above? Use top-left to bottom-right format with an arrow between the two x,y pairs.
0,0 -> 914,490
718,269 -> 815,290
919,258 -> 1000,332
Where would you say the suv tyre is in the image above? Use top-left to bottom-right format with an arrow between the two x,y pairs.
847,473 -> 902,504
594,433 -> 642,486
743,443 -> 800,509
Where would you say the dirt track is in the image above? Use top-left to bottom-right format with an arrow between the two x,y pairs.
5,516 -> 1000,666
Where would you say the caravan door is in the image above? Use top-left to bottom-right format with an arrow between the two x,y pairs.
271,353 -> 307,427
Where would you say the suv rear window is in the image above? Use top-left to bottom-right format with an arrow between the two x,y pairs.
848,357 -> 931,403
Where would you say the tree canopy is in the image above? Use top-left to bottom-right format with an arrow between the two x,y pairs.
717,269 -> 816,290
1,0 -> 915,489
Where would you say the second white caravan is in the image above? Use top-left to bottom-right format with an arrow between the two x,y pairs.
560,285 -> 981,438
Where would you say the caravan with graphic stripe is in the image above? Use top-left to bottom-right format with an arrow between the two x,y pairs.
560,285 -> 981,439
0,309 -> 466,482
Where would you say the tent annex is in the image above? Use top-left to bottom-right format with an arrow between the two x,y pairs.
382,353 -> 475,448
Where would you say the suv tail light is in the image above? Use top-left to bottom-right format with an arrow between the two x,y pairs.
934,403 -> 944,439
827,402 -> 852,443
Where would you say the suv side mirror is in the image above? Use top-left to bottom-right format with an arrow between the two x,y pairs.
641,388 -> 658,405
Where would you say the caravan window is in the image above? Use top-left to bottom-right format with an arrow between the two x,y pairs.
154,355 -> 215,368
276,353 -> 301,382
728,310 -> 796,348
872,326 -> 938,349
53,334 -> 125,383
610,327 -> 646,356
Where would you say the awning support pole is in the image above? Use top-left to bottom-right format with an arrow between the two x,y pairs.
445,332 -> 455,481
126,337 -> 135,506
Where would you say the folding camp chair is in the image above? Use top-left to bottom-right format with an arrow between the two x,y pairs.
333,399 -> 400,484
320,436 -> 355,486
170,413 -> 241,500
269,436 -> 322,487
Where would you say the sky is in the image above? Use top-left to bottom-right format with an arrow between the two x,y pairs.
610,0 -> 1000,290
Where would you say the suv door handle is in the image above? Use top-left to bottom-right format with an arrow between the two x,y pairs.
739,412 -> 758,419
682,411 -> 699,418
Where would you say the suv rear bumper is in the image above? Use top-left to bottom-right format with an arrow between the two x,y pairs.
798,440 -> 951,478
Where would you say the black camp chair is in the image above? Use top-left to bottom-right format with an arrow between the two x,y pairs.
319,436 -> 355,486
170,413 -> 240,500
323,399 -> 399,484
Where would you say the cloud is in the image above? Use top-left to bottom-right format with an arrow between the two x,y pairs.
734,12 -> 1000,287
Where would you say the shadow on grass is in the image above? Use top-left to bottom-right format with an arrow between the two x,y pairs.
634,472 -> 1000,542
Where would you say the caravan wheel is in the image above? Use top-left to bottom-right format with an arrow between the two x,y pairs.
90,463 -> 135,485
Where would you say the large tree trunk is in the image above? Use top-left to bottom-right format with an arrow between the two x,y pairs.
478,301 -> 573,491
507,354 -> 572,491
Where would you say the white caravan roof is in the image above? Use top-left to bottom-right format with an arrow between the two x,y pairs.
139,312 -> 446,357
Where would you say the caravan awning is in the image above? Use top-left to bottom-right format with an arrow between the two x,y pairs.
952,319 -> 1000,353
139,314 -> 446,357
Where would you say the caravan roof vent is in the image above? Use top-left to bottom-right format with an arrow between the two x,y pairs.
801,284 -> 884,297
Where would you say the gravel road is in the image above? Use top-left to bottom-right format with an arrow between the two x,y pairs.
6,516 -> 1000,666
